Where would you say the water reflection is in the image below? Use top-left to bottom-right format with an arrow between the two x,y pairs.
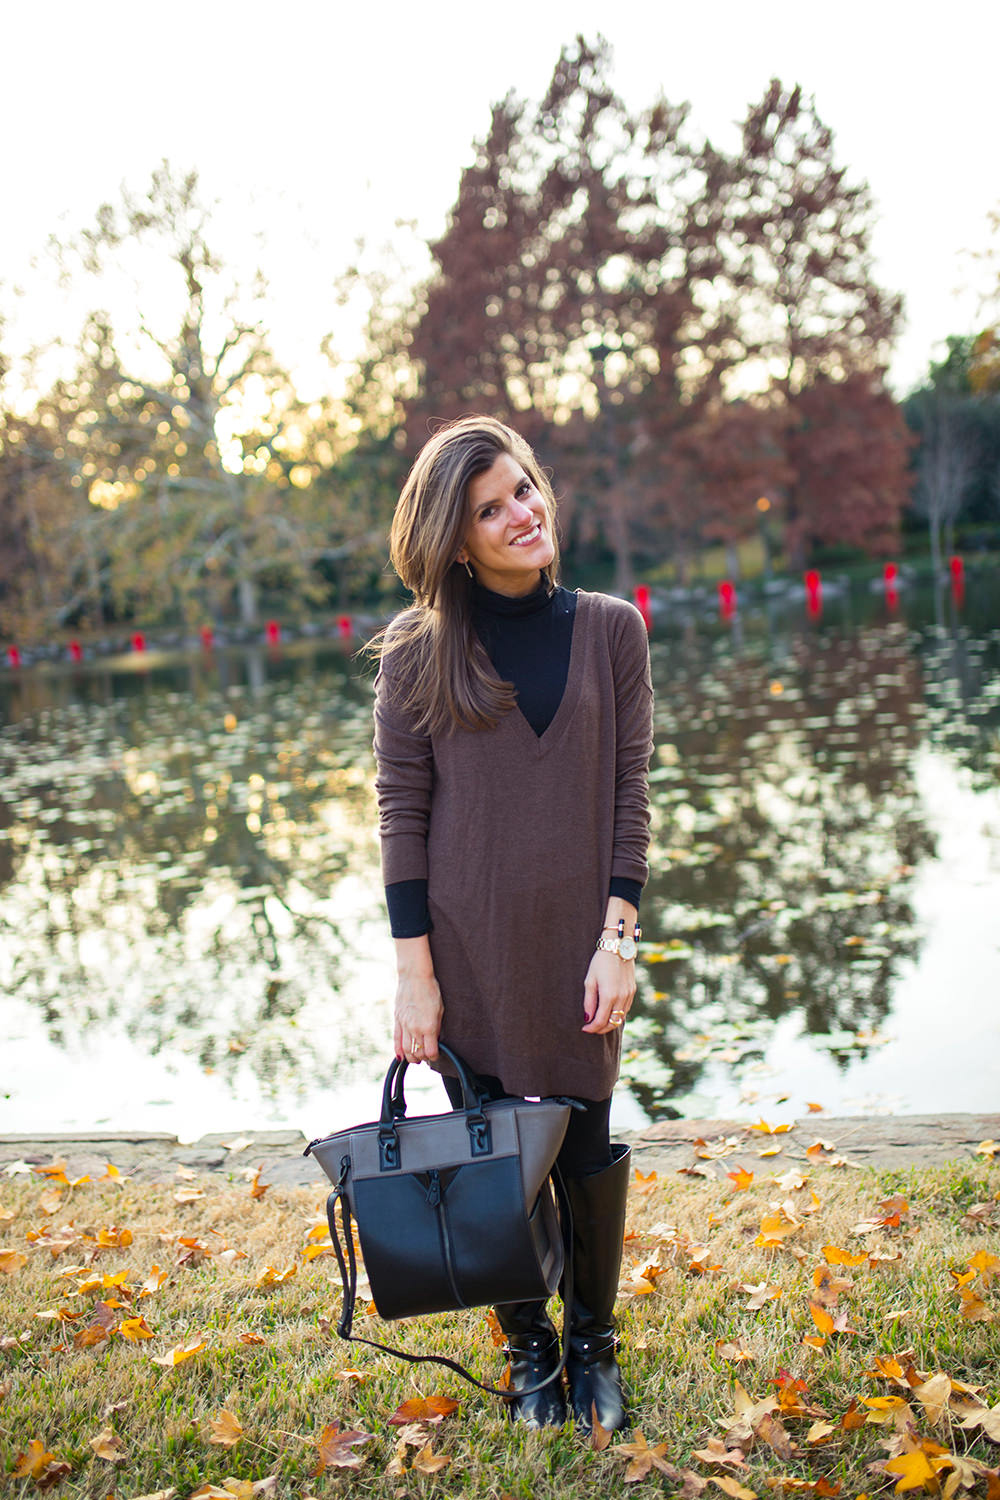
1,598 -> 998,1133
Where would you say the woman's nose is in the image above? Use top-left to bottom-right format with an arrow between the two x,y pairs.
509,496 -> 533,523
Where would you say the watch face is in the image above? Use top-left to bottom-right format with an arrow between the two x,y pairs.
618,936 -> 637,960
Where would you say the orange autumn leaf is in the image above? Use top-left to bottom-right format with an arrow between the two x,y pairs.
632,1168 -> 659,1196
808,1302 -> 835,1336
613,1429 -> 675,1482
754,1211 -> 801,1248
711,1478 -> 758,1500
0,1249 -> 28,1274
139,1264 -> 169,1297
91,1226 -> 133,1249
822,1244 -> 868,1267
208,1408 -> 244,1447
389,1396 -> 460,1425
312,1421 -> 374,1474
728,1168 -> 754,1192
249,1166 -> 270,1200
484,1308 -> 506,1348
74,1322 -> 112,1349
34,1160 -> 69,1182
841,1398 -> 867,1431
13,1440 -> 71,1486
411,1442 -> 450,1475
750,1119 -> 792,1136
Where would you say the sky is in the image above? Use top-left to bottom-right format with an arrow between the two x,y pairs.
4,0 -> 998,398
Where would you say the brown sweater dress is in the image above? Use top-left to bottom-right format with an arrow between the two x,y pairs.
373,590 -> 653,1100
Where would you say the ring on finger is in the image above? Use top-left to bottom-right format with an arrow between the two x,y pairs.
609,1009 -> 626,1026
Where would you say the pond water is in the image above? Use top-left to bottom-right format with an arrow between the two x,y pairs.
2,578 -> 999,1142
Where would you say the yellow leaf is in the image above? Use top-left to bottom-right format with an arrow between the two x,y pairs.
728,1168 -> 754,1191
968,1251 -> 1000,1281
208,1409 -> 244,1447
151,1336 -> 206,1368
118,1316 -> 155,1341
885,1447 -> 952,1493
254,1265 -> 296,1288
0,1249 -> 28,1274
89,1427 -> 126,1462
750,1119 -> 792,1135
13,1440 -> 59,1478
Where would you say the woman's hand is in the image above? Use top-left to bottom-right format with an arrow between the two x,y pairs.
581,947 -> 636,1035
393,936 -> 443,1064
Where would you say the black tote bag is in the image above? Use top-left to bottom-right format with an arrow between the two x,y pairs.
304,1043 -> 574,1392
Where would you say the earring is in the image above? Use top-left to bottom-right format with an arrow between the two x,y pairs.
463,560 -> 474,580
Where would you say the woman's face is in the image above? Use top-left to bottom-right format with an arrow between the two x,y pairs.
457,452 -> 555,597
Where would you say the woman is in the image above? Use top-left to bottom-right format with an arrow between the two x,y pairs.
372,416 -> 653,1432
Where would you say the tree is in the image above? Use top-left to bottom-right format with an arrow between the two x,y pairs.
908,389 -> 982,574
405,37 -> 702,590
18,164 -> 383,632
720,81 -> 907,561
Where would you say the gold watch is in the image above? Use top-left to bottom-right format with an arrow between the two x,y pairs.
595,919 -> 641,961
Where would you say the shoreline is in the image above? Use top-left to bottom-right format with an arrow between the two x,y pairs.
3,1111 -> 997,1188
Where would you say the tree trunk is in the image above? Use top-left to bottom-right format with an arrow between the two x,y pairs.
238,574 -> 258,627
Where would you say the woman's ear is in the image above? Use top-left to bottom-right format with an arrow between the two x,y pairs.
455,547 -> 468,565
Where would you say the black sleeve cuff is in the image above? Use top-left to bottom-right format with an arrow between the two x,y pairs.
609,876 -> 643,914
385,879 -> 431,939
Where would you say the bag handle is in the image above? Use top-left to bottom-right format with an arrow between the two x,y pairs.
325,1157 -> 574,1399
379,1044 -> 492,1170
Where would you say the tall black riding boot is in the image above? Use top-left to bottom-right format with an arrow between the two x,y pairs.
564,1143 -> 631,1433
493,1300 -> 567,1428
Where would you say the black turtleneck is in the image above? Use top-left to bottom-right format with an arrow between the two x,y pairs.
385,576 -> 643,937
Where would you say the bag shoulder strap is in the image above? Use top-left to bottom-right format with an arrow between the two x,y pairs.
325,1166 -> 574,1399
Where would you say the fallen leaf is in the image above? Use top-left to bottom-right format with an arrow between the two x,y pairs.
716,1341 -> 756,1364
151,1336 -> 207,1368
411,1442 -> 450,1475
0,1249 -> 28,1274
389,1396 -> 460,1425
249,1167 -> 270,1200
885,1444 -> 951,1492
614,1429 -> 675,1482
118,1316 -> 155,1341
750,1120 -> 792,1136
822,1244 -> 868,1267
711,1478 -> 758,1499
693,1437 -> 748,1469
728,1168 -> 754,1191
912,1373 -> 952,1426
312,1421 -> 374,1474
89,1427 -> 126,1462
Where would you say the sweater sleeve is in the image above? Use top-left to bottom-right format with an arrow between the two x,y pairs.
372,642 -> 435,886
609,602 -> 654,888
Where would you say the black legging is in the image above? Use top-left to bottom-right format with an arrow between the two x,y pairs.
442,1071 -> 613,1179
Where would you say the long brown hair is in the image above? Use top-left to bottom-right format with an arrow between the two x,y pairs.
375,416 -> 560,736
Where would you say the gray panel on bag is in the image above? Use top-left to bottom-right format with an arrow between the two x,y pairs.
307,1098 -> 570,1202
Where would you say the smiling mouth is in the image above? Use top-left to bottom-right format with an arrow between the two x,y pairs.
509,524 -> 542,547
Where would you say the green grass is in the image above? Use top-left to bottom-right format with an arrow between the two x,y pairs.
2,1157 -> 998,1496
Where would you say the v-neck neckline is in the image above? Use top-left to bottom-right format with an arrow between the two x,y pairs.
497,589 -> 585,754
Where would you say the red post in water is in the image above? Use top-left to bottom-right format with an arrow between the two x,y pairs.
200,626 -> 214,650
69,640 -> 83,662
949,555 -> 965,607
804,569 -> 822,619
717,579 -> 737,619
131,632 -> 146,653
633,584 -> 652,631
883,562 -> 898,586
265,620 -> 281,645
337,615 -> 352,640
6,645 -> 21,668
